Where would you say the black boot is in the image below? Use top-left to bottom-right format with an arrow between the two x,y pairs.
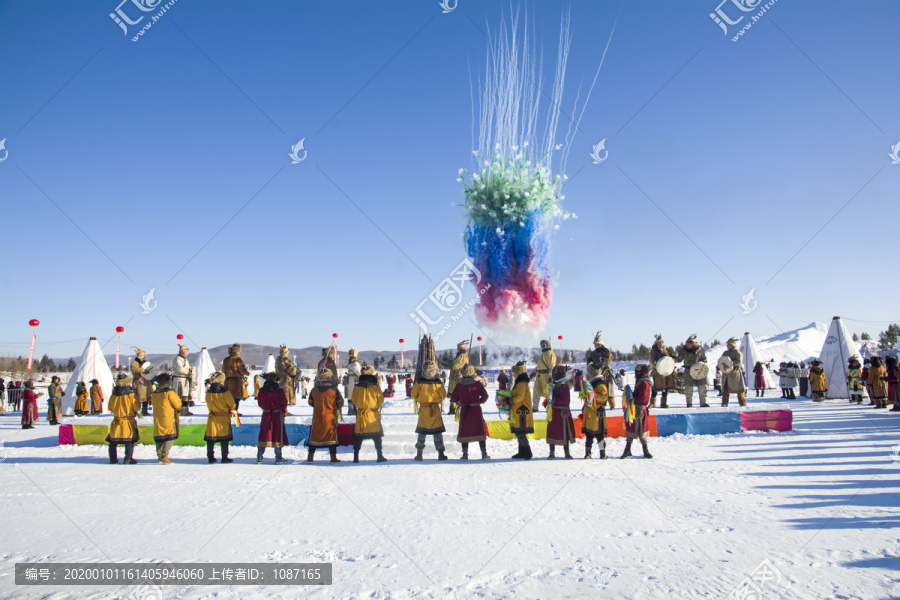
599,438 -> 607,459
437,451 -> 448,461
563,444 -> 573,459
353,439 -> 361,463
124,442 -> 138,464
221,442 -> 233,463
461,442 -> 469,460
414,448 -> 424,461
641,440 -> 653,459
376,438 -> 387,462
584,438 -> 592,459
207,441 -> 217,463
479,440 -> 489,460
548,446 -> 556,460
109,444 -> 118,464
621,439 -> 633,459
660,392 -> 668,409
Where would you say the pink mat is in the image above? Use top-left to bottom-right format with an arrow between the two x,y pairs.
740,409 -> 792,432
58,424 -> 75,445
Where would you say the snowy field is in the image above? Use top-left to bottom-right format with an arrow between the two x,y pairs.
1,386 -> 899,599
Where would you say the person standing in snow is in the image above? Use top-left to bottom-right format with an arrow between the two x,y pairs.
798,361 -> 810,398
204,371 -> 235,464
276,344 -> 299,414
533,339 -> 557,412
404,374 -> 414,398
448,340 -> 470,416
451,365 -> 490,460
412,361 -> 449,461
90,379 -> 105,414
546,365 -> 576,459
74,381 -> 89,416
588,333 -> 617,409
173,343 -> 194,416
257,372 -> 289,464
497,369 -> 509,393
350,365 -> 387,463
868,357 -> 888,409
106,374 -> 140,465
307,369 -> 343,464
317,346 -> 339,386
622,364 -> 653,459
649,335 -> 674,409
223,344 -> 250,416
676,334 -> 709,408
753,362 -> 767,398
346,348 -> 361,416
862,359 -> 873,405
151,373 -> 182,464
808,360 -> 827,402
508,361 -> 534,460
130,347 -> 153,416
847,356 -> 864,405
720,338 -> 746,407
47,375 -> 64,425
885,357 -> 900,412
582,365 -> 608,459
21,380 -> 41,429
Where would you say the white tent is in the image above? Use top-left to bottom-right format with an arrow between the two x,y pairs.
263,354 -> 276,374
819,316 -> 859,399
741,332 -> 777,389
193,347 -> 216,404
62,337 -> 114,416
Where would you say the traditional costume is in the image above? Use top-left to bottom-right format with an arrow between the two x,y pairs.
90,379 -> 104,414
448,340 -> 470,416
411,361 -> 448,461
307,369 -> 343,463
808,360 -> 827,402
21,380 -> 40,429
868,357 -> 888,409
204,371 -> 235,463
276,345 -> 298,409
451,365 -> 489,460
257,372 -> 289,464
546,365 -> 575,459
223,344 -> 250,415
106,374 -> 140,464
676,334 -> 709,407
582,366 -> 607,459
74,382 -> 89,415
346,348 -> 361,416
533,340 -> 557,412
150,374 -> 182,464
130,347 -> 153,416
47,376 -> 64,425
351,365 -> 386,463
174,343 -> 194,416
508,361 -> 533,460
650,335 -> 674,408
622,364 -> 653,459
847,356 -> 864,404
721,338 -> 746,407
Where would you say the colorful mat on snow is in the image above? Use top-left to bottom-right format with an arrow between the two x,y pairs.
486,409 -> 791,439
58,424 -> 311,446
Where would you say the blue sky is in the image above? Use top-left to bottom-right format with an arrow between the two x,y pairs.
1,0 -> 897,360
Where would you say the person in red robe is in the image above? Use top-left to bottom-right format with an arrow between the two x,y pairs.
21,380 -> 41,429
257,372 -> 289,464
450,365 -> 489,459
404,375 -> 414,398
546,365 -> 575,459
622,364 -> 653,459
753,362 -> 766,397
497,370 -> 509,392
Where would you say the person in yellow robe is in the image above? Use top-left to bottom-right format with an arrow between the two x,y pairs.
74,382 -> 89,416
151,373 -> 182,464
411,361 -> 448,461
508,361 -> 534,460
204,371 -> 235,464
90,379 -> 105,414
808,360 -> 827,402
106,374 -> 140,464
350,365 -> 386,463
582,366 -> 608,459
533,340 -> 557,412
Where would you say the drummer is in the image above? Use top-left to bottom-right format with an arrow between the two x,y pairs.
720,337 -> 746,407
650,335 -> 675,409
676,335 -> 709,408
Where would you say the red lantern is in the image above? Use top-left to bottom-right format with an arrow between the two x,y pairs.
557,335 -> 564,357
29,319 -> 40,328
399,338 -> 405,344
176,334 -> 184,340
477,336 -> 482,341
557,335 -> 563,340
332,333 -> 338,338
116,326 -> 124,333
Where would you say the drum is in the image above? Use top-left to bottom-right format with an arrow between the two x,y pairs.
689,361 -> 710,380
655,356 -> 675,377
142,361 -> 157,380
717,355 -> 733,372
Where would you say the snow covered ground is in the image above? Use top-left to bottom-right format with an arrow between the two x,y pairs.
1,386 -> 899,599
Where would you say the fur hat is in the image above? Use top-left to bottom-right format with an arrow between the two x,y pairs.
511,361 -> 527,376
210,371 -> 226,385
593,331 -> 603,345
635,363 -> 651,377
685,334 -> 698,345
116,373 -> 133,386
317,369 -> 333,381
264,371 -> 278,382
349,347 -> 358,359
155,373 -> 172,385
229,344 -> 242,356
552,365 -> 568,380
463,365 -> 477,378
280,345 -> 289,356
726,337 -> 739,347
51,375 -> 60,382
886,357 -> 898,367
540,339 -> 551,351
810,360 -> 822,366
322,346 -> 335,358
654,333 -> 664,344
24,379 -> 34,389
362,365 -> 375,376
178,343 -> 189,355
423,361 -> 438,379
457,340 -> 468,352
90,379 -> 99,385
131,346 -> 146,359
870,356 -> 882,367
848,356 -> 861,366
